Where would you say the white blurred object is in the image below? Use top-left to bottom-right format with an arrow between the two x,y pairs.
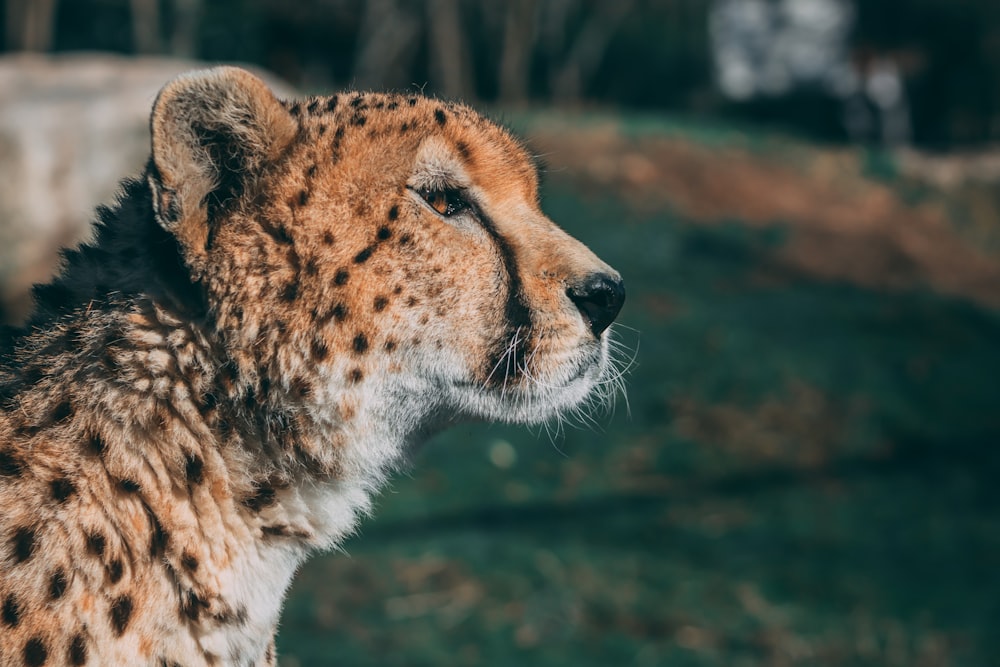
0,53 -> 294,323
709,0 -> 910,145
710,0 -> 854,99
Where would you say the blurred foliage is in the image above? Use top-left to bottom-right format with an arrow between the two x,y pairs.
2,0 -> 1000,147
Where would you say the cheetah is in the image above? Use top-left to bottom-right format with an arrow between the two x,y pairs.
0,67 -> 625,665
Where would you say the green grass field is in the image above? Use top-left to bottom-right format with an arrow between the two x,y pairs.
276,115 -> 1000,666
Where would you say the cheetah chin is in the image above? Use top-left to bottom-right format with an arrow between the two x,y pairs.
0,67 -> 624,666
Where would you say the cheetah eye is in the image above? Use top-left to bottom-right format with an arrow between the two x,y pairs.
418,188 -> 469,217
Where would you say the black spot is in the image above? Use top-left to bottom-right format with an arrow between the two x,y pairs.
242,485 -> 276,512
23,638 -> 47,667
408,97 -> 417,106
373,296 -> 388,312
332,303 -> 348,322
50,478 -> 75,503
398,233 -> 413,246
20,365 -> 44,387
12,527 -> 35,563
311,339 -> 329,361
377,226 -> 392,241
353,246 -> 374,264
51,399 -> 73,422
48,568 -> 67,599
289,102 -> 302,117
351,114 -> 367,127
307,164 -> 317,178
199,390 -> 218,418
388,205 -> 399,221
334,268 -> 350,286
350,94 -> 365,108
88,433 -> 105,456
307,99 -> 320,114
305,258 -> 319,276
322,231 -> 335,245
326,95 -> 339,112
393,285 -> 403,294
14,419 -> 42,439
348,368 -> 363,384
279,282 -> 298,303
353,334 -> 369,354
2,594 -> 20,627
0,450 -> 23,477
109,595 -> 133,635
68,634 -> 87,665
107,558 -> 124,584
388,101 -> 399,110
298,190 -> 309,206
181,591 -> 204,621
261,219 -> 294,246
119,478 -> 141,493
213,604 -> 249,626
384,340 -> 397,352
434,108 -> 447,125
85,531 -> 106,558
148,509 -> 169,556
457,141 -> 472,160
400,121 -> 410,133
262,524 -> 311,539
185,454 -> 204,485
291,377 -> 312,398
182,551 -> 199,572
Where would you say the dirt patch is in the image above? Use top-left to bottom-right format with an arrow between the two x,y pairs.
530,122 -> 1000,308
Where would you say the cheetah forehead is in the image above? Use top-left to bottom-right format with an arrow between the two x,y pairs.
281,91 -> 541,203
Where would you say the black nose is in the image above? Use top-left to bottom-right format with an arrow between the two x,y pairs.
567,273 -> 625,338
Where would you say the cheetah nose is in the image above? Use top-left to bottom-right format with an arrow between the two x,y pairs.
567,273 -> 625,338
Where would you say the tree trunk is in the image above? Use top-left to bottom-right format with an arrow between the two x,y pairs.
498,0 -> 538,104
353,0 -> 421,90
130,0 -> 161,53
169,0 -> 202,58
5,0 -> 58,52
426,0 -> 475,99
553,0 -> 634,103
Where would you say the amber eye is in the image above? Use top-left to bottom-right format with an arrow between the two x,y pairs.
419,188 -> 468,217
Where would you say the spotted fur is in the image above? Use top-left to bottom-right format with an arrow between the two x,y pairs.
0,67 -> 624,665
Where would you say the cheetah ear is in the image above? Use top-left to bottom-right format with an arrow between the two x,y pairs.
148,66 -> 297,262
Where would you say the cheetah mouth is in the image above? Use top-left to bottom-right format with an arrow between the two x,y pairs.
457,343 -> 602,389
442,343 -> 607,424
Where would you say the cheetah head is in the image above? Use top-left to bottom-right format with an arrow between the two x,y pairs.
148,67 -> 625,449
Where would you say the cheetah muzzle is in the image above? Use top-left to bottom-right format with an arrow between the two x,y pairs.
0,67 -> 625,666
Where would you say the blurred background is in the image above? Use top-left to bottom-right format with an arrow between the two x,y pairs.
3,1 -> 1000,665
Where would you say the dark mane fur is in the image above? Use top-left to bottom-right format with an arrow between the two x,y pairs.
13,175 -> 206,336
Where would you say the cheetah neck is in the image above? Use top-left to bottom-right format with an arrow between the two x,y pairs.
1,170 -> 446,665
187,380 -> 437,661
